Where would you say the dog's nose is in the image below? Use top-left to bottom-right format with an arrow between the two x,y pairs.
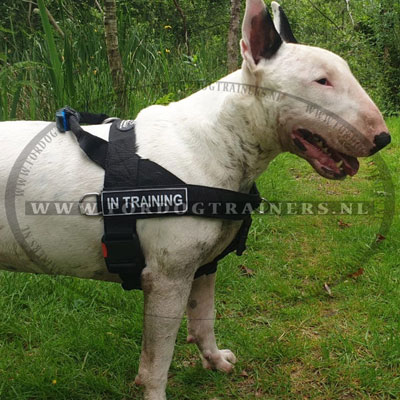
370,132 -> 391,155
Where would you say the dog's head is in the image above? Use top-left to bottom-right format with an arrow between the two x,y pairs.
240,0 -> 390,180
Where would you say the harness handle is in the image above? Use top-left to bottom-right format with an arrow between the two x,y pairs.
56,106 -> 111,169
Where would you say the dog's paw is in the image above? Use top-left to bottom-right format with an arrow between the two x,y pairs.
186,334 -> 197,344
201,349 -> 237,373
134,375 -> 143,386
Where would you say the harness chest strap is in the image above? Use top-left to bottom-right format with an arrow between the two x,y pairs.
57,107 -> 262,290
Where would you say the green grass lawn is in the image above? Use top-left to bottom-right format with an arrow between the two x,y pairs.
0,118 -> 399,400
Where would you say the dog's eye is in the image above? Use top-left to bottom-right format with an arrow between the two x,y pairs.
316,78 -> 331,86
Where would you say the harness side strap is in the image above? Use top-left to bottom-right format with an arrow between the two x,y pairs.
185,184 -> 261,218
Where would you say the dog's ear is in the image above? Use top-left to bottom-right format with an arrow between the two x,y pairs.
241,0 -> 282,69
271,1 -> 298,43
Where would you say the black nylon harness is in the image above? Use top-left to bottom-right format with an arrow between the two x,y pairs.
56,107 -> 262,290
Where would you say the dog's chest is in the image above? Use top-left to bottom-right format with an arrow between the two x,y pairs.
137,217 -> 241,273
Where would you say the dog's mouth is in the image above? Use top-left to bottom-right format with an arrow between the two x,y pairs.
291,129 -> 360,180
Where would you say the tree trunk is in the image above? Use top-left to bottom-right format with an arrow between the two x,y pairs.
227,0 -> 241,73
104,0 -> 125,110
173,0 -> 190,54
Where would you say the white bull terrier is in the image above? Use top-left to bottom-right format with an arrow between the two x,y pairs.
0,1 -> 391,399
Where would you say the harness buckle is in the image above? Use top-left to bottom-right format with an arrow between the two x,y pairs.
79,193 -> 101,216
56,109 -> 69,133
56,106 -> 81,133
101,234 -> 144,274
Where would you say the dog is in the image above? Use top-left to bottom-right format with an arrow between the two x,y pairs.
0,1 -> 391,399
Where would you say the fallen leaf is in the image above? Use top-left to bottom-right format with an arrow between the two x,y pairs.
338,220 -> 351,229
238,265 -> 255,277
240,370 -> 249,378
323,283 -> 333,297
376,234 -> 386,243
348,268 -> 365,279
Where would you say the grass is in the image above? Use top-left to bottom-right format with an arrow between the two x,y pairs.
0,118 -> 399,400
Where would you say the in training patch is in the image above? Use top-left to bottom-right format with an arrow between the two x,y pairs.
101,188 -> 188,216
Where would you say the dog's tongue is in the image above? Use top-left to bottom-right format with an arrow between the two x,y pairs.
295,133 -> 339,173
307,144 -> 339,172
340,153 -> 360,176
293,131 -> 360,176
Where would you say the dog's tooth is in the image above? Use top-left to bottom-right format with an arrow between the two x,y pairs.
293,138 -> 306,152
336,160 -> 344,168
322,167 -> 333,175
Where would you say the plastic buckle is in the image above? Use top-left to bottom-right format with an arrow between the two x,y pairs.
55,106 -> 81,133
101,235 -> 143,274
56,109 -> 69,133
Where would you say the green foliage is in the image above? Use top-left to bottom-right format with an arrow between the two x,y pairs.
155,92 -> 176,105
37,0 -> 64,106
0,0 -> 230,120
0,0 -> 399,120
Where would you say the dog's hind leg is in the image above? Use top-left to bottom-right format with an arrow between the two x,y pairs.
135,267 -> 193,400
186,273 -> 237,372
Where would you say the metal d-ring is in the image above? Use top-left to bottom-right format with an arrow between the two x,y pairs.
102,117 -> 119,124
79,193 -> 101,216
255,197 -> 270,215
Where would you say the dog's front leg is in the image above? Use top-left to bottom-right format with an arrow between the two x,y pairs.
135,267 -> 193,400
186,273 -> 237,372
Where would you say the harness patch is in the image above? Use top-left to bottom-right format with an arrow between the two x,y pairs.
102,188 -> 188,216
